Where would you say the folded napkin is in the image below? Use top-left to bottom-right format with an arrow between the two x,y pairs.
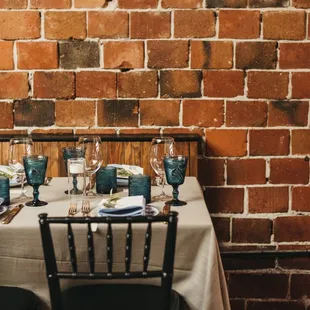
98,205 -> 143,217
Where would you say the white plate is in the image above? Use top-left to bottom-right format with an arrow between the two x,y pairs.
0,205 -> 8,216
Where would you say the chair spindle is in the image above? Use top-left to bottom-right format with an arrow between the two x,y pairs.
87,223 -> 95,274
107,222 -> 113,274
67,223 -> 77,273
143,222 -> 152,273
125,222 -> 132,274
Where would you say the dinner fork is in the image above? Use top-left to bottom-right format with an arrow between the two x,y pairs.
81,200 -> 91,216
68,203 -> 77,216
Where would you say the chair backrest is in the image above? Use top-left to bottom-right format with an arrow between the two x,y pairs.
38,212 -> 178,310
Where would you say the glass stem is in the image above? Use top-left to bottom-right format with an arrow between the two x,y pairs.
172,185 -> 179,202
72,174 -> 78,191
33,185 -> 39,203
160,174 -> 165,195
21,173 -> 26,194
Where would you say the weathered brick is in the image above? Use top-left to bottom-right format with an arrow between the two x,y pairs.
227,159 -> 266,185
76,71 -> 116,99
230,300 -> 245,310
174,10 -> 215,38
17,42 -> 58,69
131,12 -> 170,39
212,217 -> 230,242
225,256 -> 275,270
249,130 -> 290,156
162,127 -> 204,136
119,128 -> 160,135
0,72 -> 28,99
118,0 -> 157,8
0,0 -> 26,8
191,41 -> 233,69
207,0 -> 246,7
198,158 -> 225,186
263,11 -> 305,40
59,41 -> 99,69
45,11 -> 86,40
97,100 -> 138,127
205,130 -> 247,157
291,275 -> 310,299
280,43 -> 310,69
160,70 -> 201,98
204,188 -> 244,213
75,129 -> 116,135
278,256 -> 310,270
140,100 -> 180,126
293,0 -> 310,8
104,41 -> 143,69
0,12 -> 40,39
249,0 -> 289,7
30,0 -> 70,8
232,219 -> 272,243
248,301 -> 303,310
163,0 -> 202,8
75,0 -> 106,7
249,187 -> 289,213
56,100 -> 95,127
31,129 -> 73,135
248,71 -> 288,99
88,12 -> 128,39
0,130 -> 27,136
292,72 -> 310,99
270,158 -> 309,184
219,10 -> 260,39
0,102 -> 13,129
292,187 -> 310,211
14,99 -> 55,127
204,70 -> 244,98
118,71 -> 158,98
0,41 -> 13,70
269,101 -> 308,127
236,42 -> 277,69
33,71 -> 75,99
226,101 -> 267,127
292,130 -> 310,154
183,100 -> 224,127
148,40 -> 189,69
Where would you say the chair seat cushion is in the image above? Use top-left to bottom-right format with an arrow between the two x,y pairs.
0,286 -> 39,310
62,284 -> 185,310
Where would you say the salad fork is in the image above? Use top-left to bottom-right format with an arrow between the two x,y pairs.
81,200 -> 91,216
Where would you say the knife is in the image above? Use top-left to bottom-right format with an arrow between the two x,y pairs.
1,204 -> 24,224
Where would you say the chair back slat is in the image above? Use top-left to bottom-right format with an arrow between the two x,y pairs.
143,222 -> 152,273
107,222 -> 113,274
87,223 -> 95,274
125,222 -> 132,274
67,223 -> 77,273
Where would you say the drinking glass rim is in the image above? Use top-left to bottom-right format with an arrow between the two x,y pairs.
164,155 -> 188,160
23,155 -> 48,160
62,146 -> 84,152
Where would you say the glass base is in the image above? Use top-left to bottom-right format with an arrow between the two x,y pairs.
25,200 -> 48,207
11,192 -> 32,204
85,191 -> 98,198
152,192 -> 172,202
65,189 -> 83,195
165,199 -> 187,207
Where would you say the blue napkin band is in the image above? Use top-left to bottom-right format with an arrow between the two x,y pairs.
98,206 -> 143,217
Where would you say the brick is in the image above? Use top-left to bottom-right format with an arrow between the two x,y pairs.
0,41 -> 13,70
0,130 -> 27,136
162,128 -> 204,136
227,159 -> 266,185
270,158 -> 309,184
56,100 -> 95,127
97,100 -> 138,127
104,41 -> 143,69
248,187 -> 289,213
118,71 -> 157,98
198,158 -> 225,186
0,12 -> 40,39
292,72 -> 310,99
292,130 -> 310,154
248,301 -> 303,310
263,11 -> 306,40
0,0 -> 26,8
174,10 -> 215,38
30,0 -> 70,8
279,257 -> 310,270
33,72 -> 75,99
140,100 -> 180,126
292,187 -> 310,211
183,100 -> 224,127
293,0 -> 310,8
88,12 -> 128,39
269,101 -> 308,127
148,40 -> 189,69
160,70 -> 201,98
204,188 -> 244,213
248,71 -> 288,99
0,102 -> 13,129
118,0 -> 157,8
119,128 -> 160,135
219,10 -> 260,39
59,41 -> 99,69
249,130 -> 289,156
249,0 -> 289,7
31,129 -> 73,135
76,71 -> 116,99
75,0 -> 106,7
205,130 -> 247,157
76,129 -> 116,136
230,300 -> 245,310
191,41 -> 233,69
14,99 -> 55,127
280,43 -> 310,69
224,257 -> 275,270
291,275 -> 310,299
212,217 -> 230,242
236,42 -> 277,69
207,0 -> 246,7
17,42 -> 58,69
45,12 -> 86,40
0,73 -> 28,99
226,101 -> 267,127
204,70 -> 244,98
229,274 -> 288,298
131,12 -> 170,39
275,216 -> 310,242
163,0 -> 202,8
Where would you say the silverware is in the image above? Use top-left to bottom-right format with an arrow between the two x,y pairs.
81,200 -> 91,216
68,203 -> 77,216
1,204 -> 24,224
43,177 -> 52,186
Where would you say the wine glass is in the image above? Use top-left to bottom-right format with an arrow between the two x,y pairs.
78,136 -> 103,197
8,137 -> 33,202
23,155 -> 48,207
164,155 -> 188,206
149,137 -> 175,201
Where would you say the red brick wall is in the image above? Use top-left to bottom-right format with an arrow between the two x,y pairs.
1,0 -> 310,308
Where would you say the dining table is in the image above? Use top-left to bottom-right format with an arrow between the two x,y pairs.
0,177 -> 230,310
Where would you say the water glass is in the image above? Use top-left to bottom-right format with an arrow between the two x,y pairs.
128,175 -> 151,204
96,166 -> 117,194
67,158 -> 86,196
0,176 -> 10,206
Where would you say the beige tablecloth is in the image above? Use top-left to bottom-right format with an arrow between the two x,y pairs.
0,177 -> 230,310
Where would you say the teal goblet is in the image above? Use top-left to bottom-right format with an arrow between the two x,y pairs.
23,155 -> 48,207
164,155 -> 188,207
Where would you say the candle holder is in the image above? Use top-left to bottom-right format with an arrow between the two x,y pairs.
0,176 -> 10,206
67,158 -> 86,196
96,166 -> 117,195
128,175 -> 151,204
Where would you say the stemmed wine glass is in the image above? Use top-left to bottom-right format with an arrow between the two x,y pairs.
8,137 -> 33,202
78,136 -> 103,197
149,137 -> 175,201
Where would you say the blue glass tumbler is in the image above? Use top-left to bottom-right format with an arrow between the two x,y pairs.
128,175 -> 151,204
96,166 -> 117,194
0,176 -> 10,206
